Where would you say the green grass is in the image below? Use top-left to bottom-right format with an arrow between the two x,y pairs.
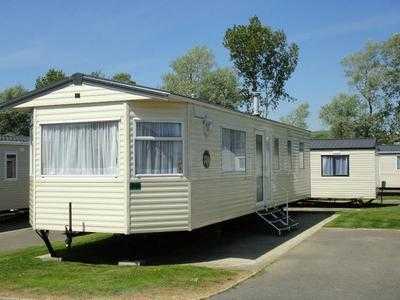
327,205 -> 400,229
0,234 -> 237,298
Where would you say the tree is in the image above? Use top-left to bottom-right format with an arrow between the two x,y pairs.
112,72 -> 135,84
162,46 -> 241,108
340,34 -> 400,142
223,16 -> 299,116
0,85 -> 30,136
319,93 -> 366,139
163,46 -> 215,97
198,68 -> 241,108
35,68 -> 67,89
280,102 -> 309,129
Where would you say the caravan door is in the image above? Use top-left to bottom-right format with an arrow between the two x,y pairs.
255,130 -> 271,209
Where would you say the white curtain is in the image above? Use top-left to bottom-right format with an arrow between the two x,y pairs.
335,156 -> 348,175
135,122 -> 183,174
322,156 -> 334,176
41,121 -> 119,176
222,128 -> 246,172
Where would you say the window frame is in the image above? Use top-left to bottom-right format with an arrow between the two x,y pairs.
321,155 -> 350,177
134,120 -> 185,177
273,138 -> 280,170
397,156 -> 400,170
287,140 -> 292,169
221,127 -> 247,174
5,151 -> 17,180
39,119 -> 120,178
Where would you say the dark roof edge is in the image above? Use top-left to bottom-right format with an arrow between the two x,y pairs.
311,146 -> 376,150
0,73 -> 309,134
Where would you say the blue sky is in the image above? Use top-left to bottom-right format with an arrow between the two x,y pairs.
0,0 -> 399,130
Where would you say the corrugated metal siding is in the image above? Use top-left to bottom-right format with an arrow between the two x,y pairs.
33,102 -> 128,233
189,105 -> 311,230
0,144 -> 29,211
378,154 -> 400,187
310,149 -> 376,199
129,101 -> 191,233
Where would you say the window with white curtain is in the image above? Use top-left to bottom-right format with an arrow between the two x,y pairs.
273,138 -> 279,169
299,142 -> 305,169
41,121 -> 119,176
135,122 -> 183,175
221,128 -> 246,172
321,155 -> 349,176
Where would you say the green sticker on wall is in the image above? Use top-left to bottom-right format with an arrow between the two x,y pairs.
130,182 -> 141,190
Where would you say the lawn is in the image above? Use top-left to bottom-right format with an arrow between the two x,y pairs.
0,233 -> 241,299
327,205 -> 400,229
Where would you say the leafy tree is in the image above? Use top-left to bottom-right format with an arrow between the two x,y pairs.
319,93 -> 366,139
112,72 -> 135,84
162,46 -> 241,108
35,68 -> 67,89
280,102 -> 309,129
381,33 -> 400,99
311,130 -> 331,139
223,16 -> 299,116
0,85 -> 30,136
163,46 -> 215,97
198,68 -> 241,108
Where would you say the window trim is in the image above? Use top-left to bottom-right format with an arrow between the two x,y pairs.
39,120 -> 120,178
5,151 -> 17,180
221,127 -> 247,174
134,120 -> 185,177
321,155 -> 350,177
397,156 -> 400,170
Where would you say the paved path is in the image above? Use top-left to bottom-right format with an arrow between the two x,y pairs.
214,228 -> 400,300
0,217 -> 63,252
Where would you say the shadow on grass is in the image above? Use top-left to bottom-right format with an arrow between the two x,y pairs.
59,211 -> 333,266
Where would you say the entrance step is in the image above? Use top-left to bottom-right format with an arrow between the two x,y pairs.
256,207 -> 299,235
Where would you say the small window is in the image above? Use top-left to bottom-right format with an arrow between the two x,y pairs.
6,153 -> 17,179
299,142 -> 305,169
273,138 -> 280,169
222,128 -> 246,172
287,140 -> 292,169
135,122 -> 183,175
321,155 -> 349,176
397,156 -> 400,170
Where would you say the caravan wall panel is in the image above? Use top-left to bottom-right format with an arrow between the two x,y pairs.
32,103 -> 128,233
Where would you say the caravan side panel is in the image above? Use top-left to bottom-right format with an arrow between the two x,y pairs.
188,105 -> 310,230
0,144 -> 29,211
33,103 -> 128,233
310,149 -> 376,199
129,101 -> 190,233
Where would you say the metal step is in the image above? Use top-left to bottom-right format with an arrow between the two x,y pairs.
256,207 -> 299,235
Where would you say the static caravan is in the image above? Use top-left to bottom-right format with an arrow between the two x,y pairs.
377,144 -> 400,189
1,73 -> 310,251
0,134 -> 30,212
310,139 -> 377,200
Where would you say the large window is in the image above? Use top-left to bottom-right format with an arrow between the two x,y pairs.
222,128 -> 246,172
287,140 -> 292,169
135,122 -> 183,175
273,138 -> 280,169
6,153 -> 17,179
299,142 -> 305,169
321,155 -> 349,176
41,121 -> 119,176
